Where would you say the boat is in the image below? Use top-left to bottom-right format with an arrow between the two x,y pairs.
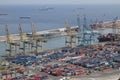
97,33 -> 115,42
39,7 -> 54,11
0,13 -> 8,16
20,16 -> 31,19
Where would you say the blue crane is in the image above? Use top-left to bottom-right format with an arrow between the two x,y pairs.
77,15 -> 94,46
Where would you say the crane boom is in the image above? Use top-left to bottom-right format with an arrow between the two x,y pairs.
5,24 -> 12,43
31,23 -> 37,40
31,23 -> 45,53
65,20 -> 76,48
112,17 -> 118,40
18,24 -> 25,41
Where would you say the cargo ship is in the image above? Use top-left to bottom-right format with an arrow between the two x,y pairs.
0,13 -> 8,16
39,7 -> 54,11
97,33 -> 115,42
19,16 -> 31,19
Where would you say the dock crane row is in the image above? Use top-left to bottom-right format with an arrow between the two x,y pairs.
4,15 -> 110,56
4,23 -> 47,56
4,16 -> 104,55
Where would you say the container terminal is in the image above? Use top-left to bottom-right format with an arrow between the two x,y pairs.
0,17 -> 120,80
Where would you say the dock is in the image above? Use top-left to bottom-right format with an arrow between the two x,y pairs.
103,20 -> 120,28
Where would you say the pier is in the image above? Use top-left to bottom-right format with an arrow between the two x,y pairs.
0,26 -> 78,42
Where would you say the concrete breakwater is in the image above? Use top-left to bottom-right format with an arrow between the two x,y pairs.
0,26 -> 78,42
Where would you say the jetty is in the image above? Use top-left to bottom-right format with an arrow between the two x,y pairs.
0,26 -> 78,42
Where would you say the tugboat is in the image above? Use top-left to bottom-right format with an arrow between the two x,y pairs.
97,33 -> 115,42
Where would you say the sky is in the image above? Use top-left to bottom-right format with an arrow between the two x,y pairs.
0,0 -> 120,5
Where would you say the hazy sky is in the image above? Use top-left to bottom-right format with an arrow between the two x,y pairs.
0,0 -> 120,5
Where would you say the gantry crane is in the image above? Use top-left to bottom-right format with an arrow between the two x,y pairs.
112,17 -> 119,41
65,20 -> 77,48
100,20 -> 104,28
18,24 -> 32,54
77,15 -> 85,45
31,23 -> 46,53
5,24 -> 19,56
83,15 -> 94,44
